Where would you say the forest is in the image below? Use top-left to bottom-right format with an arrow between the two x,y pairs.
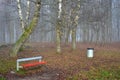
0,0 -> 120,45
0,0 -> 120,80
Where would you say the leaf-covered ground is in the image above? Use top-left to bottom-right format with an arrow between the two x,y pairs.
0,42 -> 120,80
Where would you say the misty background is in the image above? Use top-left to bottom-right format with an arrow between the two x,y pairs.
0,0 -> 120,46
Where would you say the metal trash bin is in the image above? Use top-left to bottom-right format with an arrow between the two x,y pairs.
87,48 -> 94,58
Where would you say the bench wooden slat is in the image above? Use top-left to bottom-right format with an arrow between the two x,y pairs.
16,56 -> 44,71
21,61 -> 46,68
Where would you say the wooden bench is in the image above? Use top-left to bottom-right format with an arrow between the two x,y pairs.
17,56 -> 46,71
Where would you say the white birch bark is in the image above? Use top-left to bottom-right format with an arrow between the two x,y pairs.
26,0 -> 30,25
17,0 -> 25,31
56,0 -> 62,53
58,0 -> 62,18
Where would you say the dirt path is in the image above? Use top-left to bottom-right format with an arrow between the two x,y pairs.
6,69 -> 64,80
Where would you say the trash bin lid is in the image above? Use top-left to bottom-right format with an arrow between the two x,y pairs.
87,48 -> 94,50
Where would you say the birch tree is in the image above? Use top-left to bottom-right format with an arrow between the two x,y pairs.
56,0 -> 62,53
71,0 -> 80,50
10,0 -> 41,57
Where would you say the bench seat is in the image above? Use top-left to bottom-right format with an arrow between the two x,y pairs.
21,61 -> 46,68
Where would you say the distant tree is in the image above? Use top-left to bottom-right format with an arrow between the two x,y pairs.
70,0 -> 80,50
79,0 -> 112,43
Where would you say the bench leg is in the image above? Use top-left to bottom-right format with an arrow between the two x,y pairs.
39,59 -> 41,62
17,61 -> 19,71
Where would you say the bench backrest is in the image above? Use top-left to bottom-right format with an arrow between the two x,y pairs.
17,56 -> 42,62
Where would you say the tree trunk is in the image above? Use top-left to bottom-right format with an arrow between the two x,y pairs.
72,28 -> 76,50
10,0 -> 41,57
56,29 -> 61,53
56,0 -> 62,53
65,28 -> 70,44
56,20 -> 61,53
70,0 -> 80,50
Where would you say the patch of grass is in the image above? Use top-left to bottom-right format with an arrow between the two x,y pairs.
89,67 -> 120,80
66,67 -> 120,80
0,59 -> 16,74
109,69 -> 120,79
66,75 -> 79,80
16,70 -> 26,75
0,76 -> 6,80
88,68 -> 111,80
